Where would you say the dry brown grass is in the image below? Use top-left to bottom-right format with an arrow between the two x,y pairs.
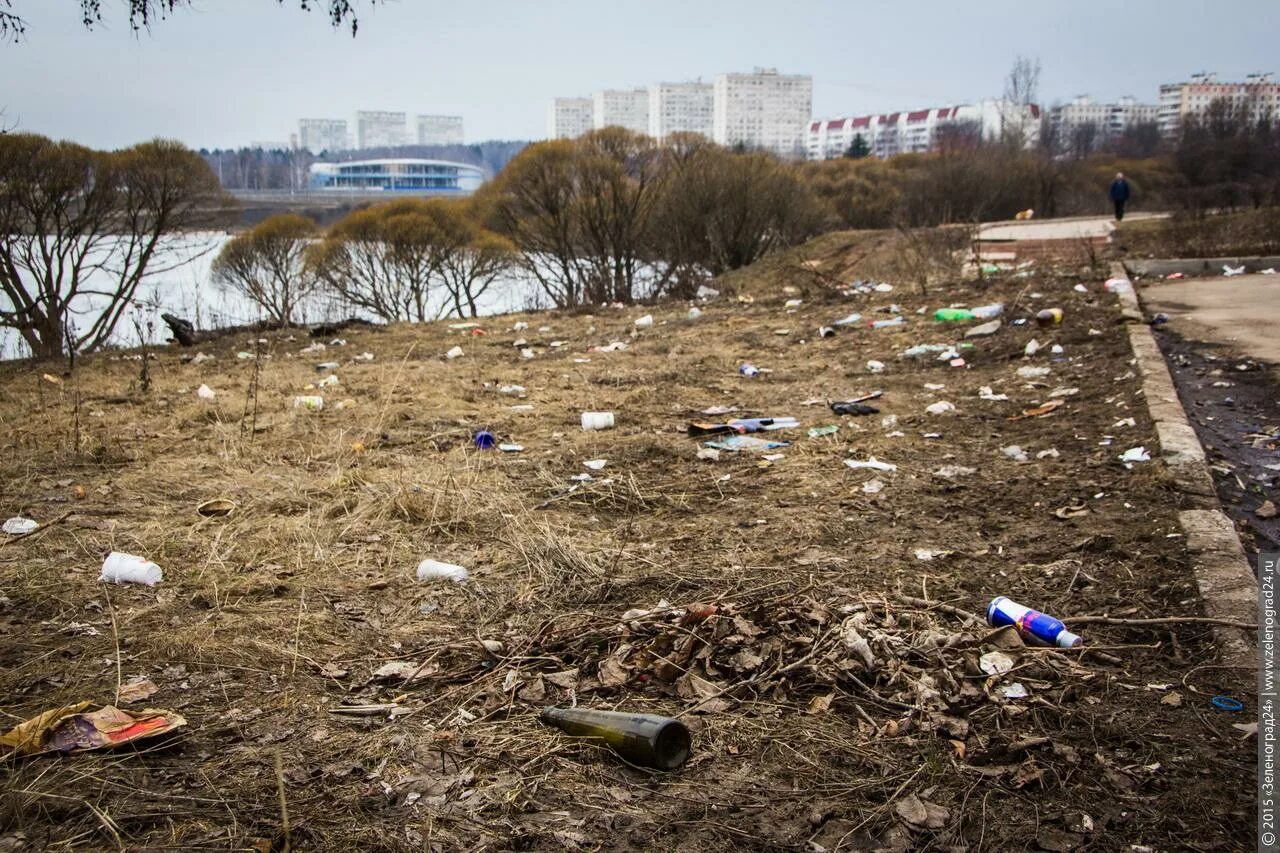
0,234 -> 1256,850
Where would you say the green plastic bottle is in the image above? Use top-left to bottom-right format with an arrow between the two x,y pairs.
934,308 -> 976,322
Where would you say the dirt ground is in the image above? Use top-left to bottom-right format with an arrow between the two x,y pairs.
0,242 -> 1257,851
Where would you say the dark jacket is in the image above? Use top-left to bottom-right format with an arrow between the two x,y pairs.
1109,178 -> 1131,203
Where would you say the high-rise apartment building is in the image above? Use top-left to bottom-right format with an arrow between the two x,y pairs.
1158,72 -> 1279,137
416,115 -> 464,146
647,81 -> 714,142
592,88 -> 649,135
1049,96 -> 1158,150
548,97 -> 594,139
713,68 -> 813,159
298,119 -> 349,154
356,111 -> 408,149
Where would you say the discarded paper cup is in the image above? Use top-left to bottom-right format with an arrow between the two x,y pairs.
634,314 -> 654,329
580,411 -> 615,431
2,517 -> 38,535
417,558 -> 469,583
196,498 -> 237,518
100,552 -> 163,586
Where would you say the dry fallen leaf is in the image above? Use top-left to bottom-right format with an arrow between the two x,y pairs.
894,794 -> 950,829
805,693 -> 834,715
597,657 -> 630,688
1160,691 -> 1183,707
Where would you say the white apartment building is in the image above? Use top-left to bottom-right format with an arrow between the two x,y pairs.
592,88 -> 650,135
806,100 -> 1040,161
1158,72 -> 1279,136
417,114 -> 464,146
298,119 -> 349,154
1049,96 -> 1158,146
356,110 -> 408,149
647,81 -> 714,142
548,97 -> 594,139
713,68 -> 813,159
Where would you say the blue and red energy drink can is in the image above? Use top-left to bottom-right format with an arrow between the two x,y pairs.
986,597 -> 1083,648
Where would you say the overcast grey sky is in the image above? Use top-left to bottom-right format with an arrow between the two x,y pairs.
1,0 -> 1274,149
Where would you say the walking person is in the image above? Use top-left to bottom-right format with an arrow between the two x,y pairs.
1110,172 -> 1131,221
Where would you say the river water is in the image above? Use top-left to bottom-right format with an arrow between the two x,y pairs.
0,232 -> 548,361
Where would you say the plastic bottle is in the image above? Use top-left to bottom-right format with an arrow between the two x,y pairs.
986,596 -> 1082,648
739,363 -> 760,377
934,308 -> 976,322
540,706 -> 691,770
971,303 -> 1004,320
870,316 -> 905,329
100,552 -> 163,586
580,412 -> 615,431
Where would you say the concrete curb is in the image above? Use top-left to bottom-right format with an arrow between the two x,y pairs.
1112,261 -> 1257,670
1123,256 -> 1280,278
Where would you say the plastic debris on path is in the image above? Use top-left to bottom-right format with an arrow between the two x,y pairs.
843,456 -> 897,472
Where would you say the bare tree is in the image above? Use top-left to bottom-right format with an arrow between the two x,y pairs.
210,213 -> 319,325
482,130 -> 668,307
433,209 -> 517,318
0,133 -> 229,359
2,1 -> 380,41
308,199 -> 450,322
1000,55 -> 1042,149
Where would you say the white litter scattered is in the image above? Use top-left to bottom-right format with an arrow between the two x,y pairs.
1002,445 -> 1029,462
844,457 -> 898,472
583,459 -> 608,471
1120,446 -> 1151,464
2,517 -> 38,535
416,559 -> 469,584
196,384 -> 216,400
925,401 -> 956,415
445,346 -> 464,360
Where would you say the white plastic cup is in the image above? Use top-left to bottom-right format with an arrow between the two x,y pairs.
2,517 -> 38,535
416,559 -> 469,584
100,551 -> 163,586
634,314 -> 654,329
580,411 -> 615,431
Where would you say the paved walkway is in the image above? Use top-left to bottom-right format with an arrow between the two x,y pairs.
977,212 -> 1166,243
1141,274 -> 1280,363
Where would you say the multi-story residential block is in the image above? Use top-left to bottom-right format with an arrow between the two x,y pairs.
713,68 -> 813,159
356,110 -> 408,149
416,115 -> 464,146
1048,96 -> 1158,149
298,119 -> 349,154
647,81 -> 714,142
592,88 -> 650,135
1158,72 -> 1279,136
547,97 -> 593,139
807,100 -> 1039,160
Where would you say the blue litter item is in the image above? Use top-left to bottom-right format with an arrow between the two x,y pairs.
987,596 -> 1083,648
1211,695 -> 1244,712
705,435 -> 790,452
474,430 -> 497,450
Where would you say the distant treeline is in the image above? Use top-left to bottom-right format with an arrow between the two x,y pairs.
198,141 -> 530,191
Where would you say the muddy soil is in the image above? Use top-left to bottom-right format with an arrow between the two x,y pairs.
1155,328 -> 1280,567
